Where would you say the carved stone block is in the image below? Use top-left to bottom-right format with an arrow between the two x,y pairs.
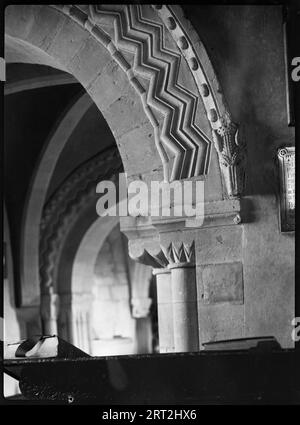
197,261 -> 244,304
198,304 -> 245,345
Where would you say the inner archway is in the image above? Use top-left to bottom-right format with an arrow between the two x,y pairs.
68,217 -> 154,356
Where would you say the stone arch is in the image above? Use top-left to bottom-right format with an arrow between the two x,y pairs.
5,4 -> 163,181
19,92 -> 93,307
58,215 -> 119,353
3,203 -> 22,397
40,153 -> 153,354
66,216 -> 153,355
5,4 -> 246,309
4,72 -> 76,96
72,216 -> 119,294
39,147 -> 122,299
5,4 -> 244,189
69,217 -> 119,353
3,203 -> 22,340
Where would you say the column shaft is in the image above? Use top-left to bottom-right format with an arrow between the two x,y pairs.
170,264 -> 199,352
155,269 -> 174,353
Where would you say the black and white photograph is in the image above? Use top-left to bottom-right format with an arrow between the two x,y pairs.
1,1 -> 299,410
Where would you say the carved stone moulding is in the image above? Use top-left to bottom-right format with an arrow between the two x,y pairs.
52,4 -> 246,199
127,239 -> 195,271
120,198 -> 241,236
212,114 -> 246,198
120,197 -> 242,272
152,5 -> 246,198
39,148 -> 122,294
53,4 -> 211,182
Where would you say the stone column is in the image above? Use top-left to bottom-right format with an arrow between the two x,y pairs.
123,230 -> 199,354
40,290 -> 60,335
168,262 -> 199,353
157,241 -> 199,353
130,261 -> 153,354
153,268 -> 174,353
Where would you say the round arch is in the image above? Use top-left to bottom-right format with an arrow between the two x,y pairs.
67,216 -> 119,353
5,4 -> 234,186
4,72 -> 76,96
39,148 -> 122,297
5,4 -> 242,311
20,92 -> 93,307
72,216 -> 119,294
67,215 -> 153,355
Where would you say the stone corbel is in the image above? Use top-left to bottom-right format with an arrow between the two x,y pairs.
212,113 -> 246,198
128,239 -> 195,272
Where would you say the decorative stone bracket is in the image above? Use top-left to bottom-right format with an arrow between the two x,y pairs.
212,113 -> 246,198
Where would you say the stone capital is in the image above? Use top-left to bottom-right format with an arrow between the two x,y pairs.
120,197 -> 243,270
127,237 -> 195,270
131,297 -> 152,319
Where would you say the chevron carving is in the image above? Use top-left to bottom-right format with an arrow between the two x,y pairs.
39,148 -> 122,291
52,4 -> 246,197
52,4 -> 212,182
90,4 -> 211,181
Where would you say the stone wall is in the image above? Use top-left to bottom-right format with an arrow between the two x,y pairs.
186,5 -> 294,347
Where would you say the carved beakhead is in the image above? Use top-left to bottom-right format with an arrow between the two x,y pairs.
212,113 -> 246,198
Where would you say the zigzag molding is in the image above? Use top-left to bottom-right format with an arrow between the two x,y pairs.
153,5 -> 246,197
39,147 -> 123,291
90,5 -> 212,180
51,4 -> 245,197
51,4 -> 213,182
